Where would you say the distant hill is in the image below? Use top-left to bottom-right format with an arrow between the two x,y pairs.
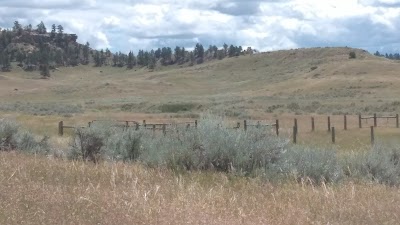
0,21 -> 254,77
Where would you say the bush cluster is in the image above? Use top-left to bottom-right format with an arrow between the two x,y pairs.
0,119 -> 49,154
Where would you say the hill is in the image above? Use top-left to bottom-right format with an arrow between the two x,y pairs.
1,46 -> 400,119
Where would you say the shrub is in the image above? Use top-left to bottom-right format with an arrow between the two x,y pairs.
0,119 -> 49,154
69,127 -> 106,163
0,120 -> 19,151
139,115 -> 288,174
105,129 -> 143,161
349,51 -> 356,59
344,143 -> 400,186
275,146 -> 343,184
159,103 -> 196,113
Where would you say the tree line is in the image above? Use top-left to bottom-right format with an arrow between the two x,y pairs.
0,21 -> 255,77
374,51 -> 400,60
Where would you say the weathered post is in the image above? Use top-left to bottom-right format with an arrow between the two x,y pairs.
88,121 -> 92,128
374,113 -> 377,127
332,127 -> 335,144
344,114 -> 347,130
58,121 -> 64,136
370,126 -> 375,145
359,114 -> 362,128
294,118 -> 298,130
396,114 -> 399,128
195,120 -> 198,128
244,120 -> 247,131
135,123 -> 139,131
162,124 -> 166,136
153,125 -> 156,134
143,120 -> 146,129
328,116 -> 331,132
126,121 -> 129,130
311,117 -> 315,132
293,126 -> 297,144
275,119 -> 279,136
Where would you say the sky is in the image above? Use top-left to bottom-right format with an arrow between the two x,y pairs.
0,0 -> 400,53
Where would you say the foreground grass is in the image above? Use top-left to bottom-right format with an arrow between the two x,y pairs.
0,152 -> 399,224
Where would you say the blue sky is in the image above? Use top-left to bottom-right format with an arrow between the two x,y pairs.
0,0 -> 399,53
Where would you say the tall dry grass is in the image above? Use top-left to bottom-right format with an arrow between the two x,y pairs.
1,152 -> 400,225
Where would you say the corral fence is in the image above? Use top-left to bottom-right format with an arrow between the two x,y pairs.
58,113 -> 399,145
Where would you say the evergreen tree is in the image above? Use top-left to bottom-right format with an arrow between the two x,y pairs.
56,25 -> 64,44
38,39 -> 50,78
148,50 -> 156,69
50,24 -> 56,39
94,51 -> 102,67
223,43 -> 228,56
36,21 -> 47,34
13,21 -> 22,35
83,42 -> 90,65
127,51 -> 134,69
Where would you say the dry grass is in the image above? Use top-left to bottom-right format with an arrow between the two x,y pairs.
0,152 -> 399,225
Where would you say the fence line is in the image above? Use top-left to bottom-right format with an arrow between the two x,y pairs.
58,113 -> 400,145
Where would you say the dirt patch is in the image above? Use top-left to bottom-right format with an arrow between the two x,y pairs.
0,76 -> 7,80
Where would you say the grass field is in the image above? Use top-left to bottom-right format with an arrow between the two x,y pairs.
1,47 -> 400,224
1,152 -> 400,225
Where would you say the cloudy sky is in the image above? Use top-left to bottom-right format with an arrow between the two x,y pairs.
0,0 -> 400,53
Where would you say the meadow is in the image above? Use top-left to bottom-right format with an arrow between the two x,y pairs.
1,47 -> 400,224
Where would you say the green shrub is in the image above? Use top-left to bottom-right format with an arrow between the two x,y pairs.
0,119 -> 49,154
275,146 -> 343,184
139,115 -> 288,174
69,127 -> 106,163
349,51 -> 356,59
344,143 -> 400,186
159,103 -> 196,113
106,129 -> 143,161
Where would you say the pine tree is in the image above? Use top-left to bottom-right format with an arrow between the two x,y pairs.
127,51 -> 134,69
50,24 -> 56,39
36,21 -> 47,34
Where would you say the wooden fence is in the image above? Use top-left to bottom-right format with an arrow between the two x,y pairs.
58,113 -> 400,145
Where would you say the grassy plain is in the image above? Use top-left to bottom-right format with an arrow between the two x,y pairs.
1,47 -> 400,224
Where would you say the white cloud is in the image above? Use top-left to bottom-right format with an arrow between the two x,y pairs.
0,0 -> 400,53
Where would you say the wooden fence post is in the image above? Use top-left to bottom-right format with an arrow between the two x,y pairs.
332,127 -> 335,144
328,116 -> 331,132
88,121 -> 91,128
374,113 -> 377,127
294,118 -> 298,130
359,114 -> 362,128
58,121 -> 64,136
126,121 -> 129,130
152,125 -> 156,134
135,123 -> 139,131
293,126 -> 297,144
162,124 -> 166,135
143,120 -> 146,128
371,126 -> 375,145
396,114 -> 399,128
344,114 -> 347,130
195,120 -> 198,128
311,117 -> 315,132
275,119 -> 279,136
244,120 -> 247,131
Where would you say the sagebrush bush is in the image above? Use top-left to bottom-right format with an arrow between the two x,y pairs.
106,129 -> 143,162
139,115 -> 288,174
344,143 -> 400,186
69,127 -> 106,163
0,119 -> 49,154
276,146 -> 343,184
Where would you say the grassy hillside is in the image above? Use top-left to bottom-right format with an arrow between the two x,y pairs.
1,47 -> 399,119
